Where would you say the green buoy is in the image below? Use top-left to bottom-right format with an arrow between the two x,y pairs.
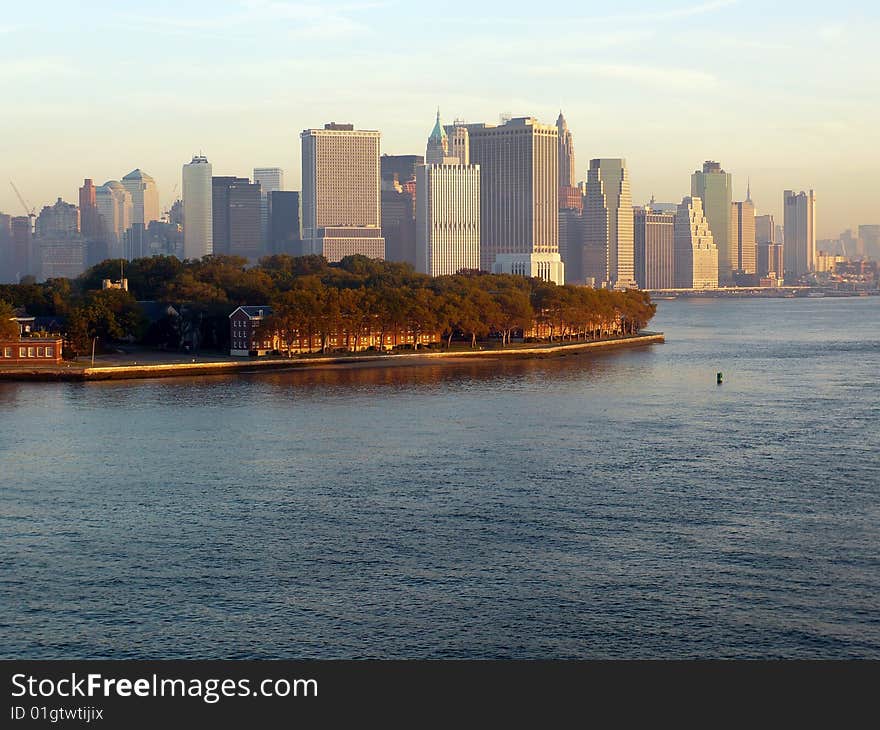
717,372 -> 723,385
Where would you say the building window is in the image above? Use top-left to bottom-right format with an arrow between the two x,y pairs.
37,347 -> 44,357
28,347 -> 35,358
3,347 -> 10,358
20,347 -> 26,357
46,347 -> 54,358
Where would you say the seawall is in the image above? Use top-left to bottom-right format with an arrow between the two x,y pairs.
0,332 -> 664,383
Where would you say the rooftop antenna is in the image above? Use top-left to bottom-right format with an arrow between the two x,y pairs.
746,178 -> 752,203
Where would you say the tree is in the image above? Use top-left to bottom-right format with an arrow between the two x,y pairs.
0,300 -> 20,339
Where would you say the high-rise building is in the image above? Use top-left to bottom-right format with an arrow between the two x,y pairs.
416,164 -> 480,276
301,122 -> 385,262
757,242 -> 784,278
121,169 -> 160,227
79,179 -> 100,239
267,191 -> 301,255
182,155 -> 214,259
634,206 -> 675,290
731,194 -> 756,275
35,199 -> 85,280
253,168 -> 284,247
212,176 -> 262,261
415,113 -> 480,276
38,237 -> 87,280
96,181 -> 133,259
0,213 -> 13,283
36,198 -> 79,238
10,216 -> 33,280
463,116 -> 563,283
783,189 -> 816,281
755,213 -> 776,245
557,111 -> 575,190
858,224 -> 880,260
559,206 -> 583,285
381,179 -> 416,266
691,161 -> 733,283
674,196 -> 719,289
582,158 -> 635,289
446,125 -> 470,165
425,110 -> 449,165
380,154 -> 424,185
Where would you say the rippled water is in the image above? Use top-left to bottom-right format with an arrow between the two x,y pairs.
1,297 -> 878,658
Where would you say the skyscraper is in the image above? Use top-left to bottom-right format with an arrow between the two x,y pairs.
446,125 -> 470,165
425,110 -> 449,165
35,198 -> 79,238
858,224 -> 880,260
79,179 -> 100,239
691,161 -> 733,283
10,216 -> 33,280
783,189 -> 816,281
0,214 -> 12,283
253,168 -> 284,247
731,192 -> 756,275
380,155 -> 424,185
755,213 -> 776,245
755,213 -> 782,277
464,116 -> 563,283
674,196 -> 719,289
557,111 -> 575,190
582,158 -> 635,289
268,191 -> 301,255
381,178 -> 417,266
634,206 -> 675,290
182,155 -> 213,260
96,181 -> 132,259
212,176 -> 262,261
121,169 -> 160,227
35,198 -> 85,280
416,112 -> 480,276
301,122 -> 385,262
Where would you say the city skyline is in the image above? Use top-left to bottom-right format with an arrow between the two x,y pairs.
1,1 -> 877,238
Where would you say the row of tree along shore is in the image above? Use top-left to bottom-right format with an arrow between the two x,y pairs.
1,254 -> 656,357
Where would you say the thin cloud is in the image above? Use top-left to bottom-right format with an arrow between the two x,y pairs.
118,0 -> 374,38
529,62 -> 718,90
0,57 -> 78,79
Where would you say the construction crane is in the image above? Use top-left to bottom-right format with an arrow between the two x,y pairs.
9,181 -> 36,216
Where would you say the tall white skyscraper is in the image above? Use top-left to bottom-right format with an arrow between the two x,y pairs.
182,155 -> 213,259
691,161 -> 733,283
253,168 -> 284,247
783,189 -> 816,281
121,169 -> 160,227
582,158 -> 635,289
674,196 -> 719,289
301,122 -> 384,262
416,113 -> 480,276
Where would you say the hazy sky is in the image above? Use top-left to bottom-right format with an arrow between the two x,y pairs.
1,0 -> 878,237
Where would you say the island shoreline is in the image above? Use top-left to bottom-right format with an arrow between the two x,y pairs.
0,332 -> 664,382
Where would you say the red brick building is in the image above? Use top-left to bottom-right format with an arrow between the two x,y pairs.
0,338 -> 63,365
229,306 -> 275,357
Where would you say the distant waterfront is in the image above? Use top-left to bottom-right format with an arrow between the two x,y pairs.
1,297 -> 878,659
0,332 -> 664,382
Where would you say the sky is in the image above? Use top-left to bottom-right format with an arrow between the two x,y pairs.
1,0 -> 878,238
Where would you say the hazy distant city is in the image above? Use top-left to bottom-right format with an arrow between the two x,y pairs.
2,110 -> 878,293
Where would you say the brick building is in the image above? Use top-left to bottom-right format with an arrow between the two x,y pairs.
0,337 -> 63,365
